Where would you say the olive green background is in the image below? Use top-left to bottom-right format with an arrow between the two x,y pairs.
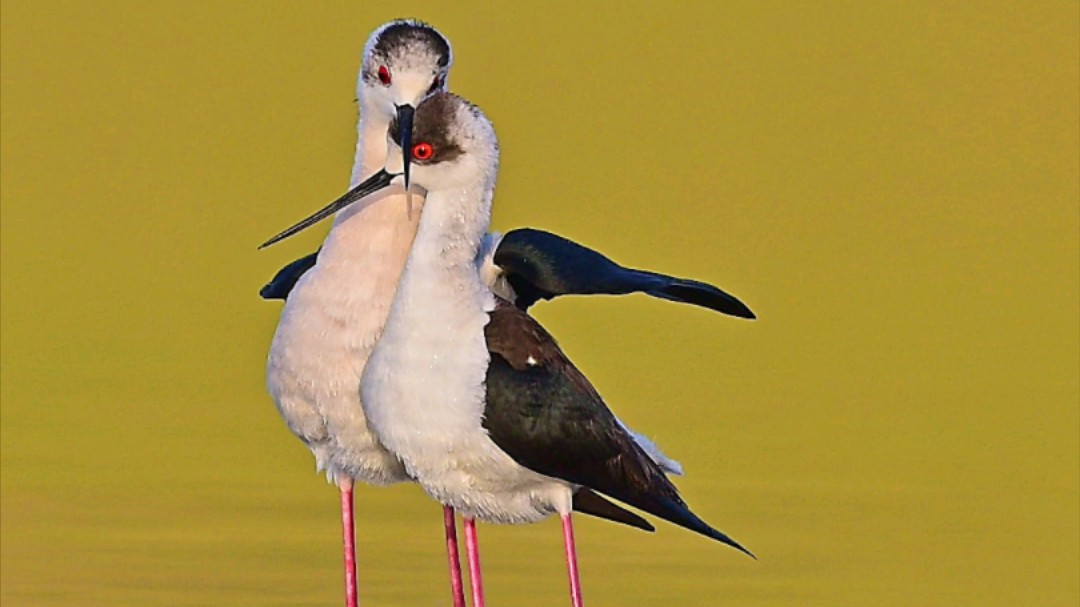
2,2 -> 1077,606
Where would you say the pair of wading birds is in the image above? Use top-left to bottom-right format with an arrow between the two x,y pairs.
260,19 -> 755,607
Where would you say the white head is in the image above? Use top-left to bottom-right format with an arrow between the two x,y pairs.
358,20 -> 452,186
386,93 -> 498,195
359,20 -> 452,122
260,92 -> 498,249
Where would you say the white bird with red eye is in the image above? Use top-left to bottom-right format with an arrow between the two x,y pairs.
264,19 -> 456,607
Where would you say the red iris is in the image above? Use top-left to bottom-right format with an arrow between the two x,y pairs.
412,143 -> 434,161
377,66 -> 391,86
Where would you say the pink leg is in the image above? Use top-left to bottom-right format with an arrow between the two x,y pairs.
339,480 -> 359,607
561,513 -> 584,607
443,506 -> 466,607
463,517 -> 486,607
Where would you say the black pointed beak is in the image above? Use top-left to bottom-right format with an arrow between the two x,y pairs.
258,169 -> 396,249
396,103 -> 415,190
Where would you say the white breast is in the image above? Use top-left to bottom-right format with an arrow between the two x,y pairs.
362,193 -> 574,523
266,187 -> 420,486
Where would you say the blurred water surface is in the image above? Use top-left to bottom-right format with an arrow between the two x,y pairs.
2,2 -> 1077,606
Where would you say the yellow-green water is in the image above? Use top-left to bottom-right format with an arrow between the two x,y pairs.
2,2 -> 1077,605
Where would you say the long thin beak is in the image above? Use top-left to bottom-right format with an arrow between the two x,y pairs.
258,169 -> 396,249
396,104 -> 415,190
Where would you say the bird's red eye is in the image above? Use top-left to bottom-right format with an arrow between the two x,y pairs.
412,142 -> 434,161
377,66 -> 391,86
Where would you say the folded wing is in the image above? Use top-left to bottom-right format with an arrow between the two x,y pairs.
482,300 -> 753,557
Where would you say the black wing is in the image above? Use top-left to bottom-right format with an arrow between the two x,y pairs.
482,300 -> 753,557
260,229 -> 755,319
259,251 -> 319,300
494,228 -> 755,318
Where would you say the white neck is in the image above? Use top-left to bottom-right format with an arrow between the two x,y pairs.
349,101 -> 391,188
411,182 -> 493,270
360,179 -> 497,466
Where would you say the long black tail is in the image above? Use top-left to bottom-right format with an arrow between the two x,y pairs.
594,481 -> 754,558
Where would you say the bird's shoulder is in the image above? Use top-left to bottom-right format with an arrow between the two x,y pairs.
484,299 -> 594,398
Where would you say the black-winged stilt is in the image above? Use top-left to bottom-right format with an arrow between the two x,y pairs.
261,91 -> 753,607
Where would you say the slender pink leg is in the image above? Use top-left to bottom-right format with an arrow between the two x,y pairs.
463,517 -> 486,607
561,513 -> 584,607
443,506 -> 466,607
338,479 -> 359,607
